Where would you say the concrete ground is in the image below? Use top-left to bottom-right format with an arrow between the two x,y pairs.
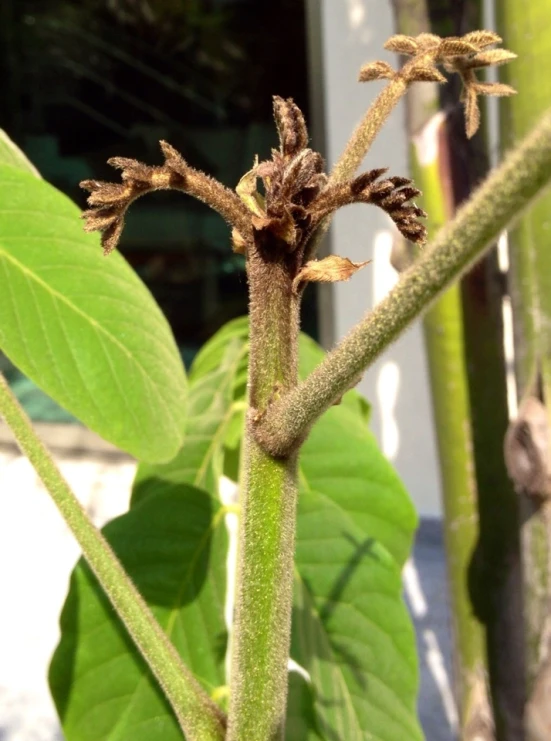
0,437 -> 455,741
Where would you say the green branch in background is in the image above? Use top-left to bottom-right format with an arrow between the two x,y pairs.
498,3 -> 551,738
391,3 -> 523,740
0,372 -> 226,741
392,5 -> 493,739
254,106 -> 551,459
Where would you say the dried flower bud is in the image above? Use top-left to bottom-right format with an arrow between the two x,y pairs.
404,65 -> 447,84
358,61 -> 396,82
437,38 -> 478,57
384,35 -> 419,55
466,49 -> 517,68
415,33 -> 441,49
81,142 -> 251,255
462,30 -> 502,49
273,96 -> 308,158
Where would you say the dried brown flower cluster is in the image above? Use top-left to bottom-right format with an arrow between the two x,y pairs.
359,30 -> 516,138
81,96 -> 427,289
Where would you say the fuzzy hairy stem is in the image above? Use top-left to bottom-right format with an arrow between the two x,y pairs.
228,243 -> 300,741
0,373 -> 226,741
330,76 -> 408,184
303,76 -> 409,263
255,107 -> 551,458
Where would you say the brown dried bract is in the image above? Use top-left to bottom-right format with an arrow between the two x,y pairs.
293,256 -> 371,293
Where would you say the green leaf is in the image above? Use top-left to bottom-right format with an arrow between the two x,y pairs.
0,165 -> 187,462
285,672 -> 324,741
292,489 -> 423,741
132,341 -> 246,508
49,485 -> 227,741
0,129 -> 40,176
300,405 -> 416,568
189,316 -> 249,400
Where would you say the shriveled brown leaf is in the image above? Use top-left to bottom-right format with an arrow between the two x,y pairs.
293,255 -> 370,291
236,159 -> 265,217
358,60 -> 395,82
232,228 -> 247,255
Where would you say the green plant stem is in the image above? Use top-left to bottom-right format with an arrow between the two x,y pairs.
228,247 -> 300,740
0,372 -> 226,741
254,106 -> 551,459
305,71 -> 408,263
498,0 -> 551,707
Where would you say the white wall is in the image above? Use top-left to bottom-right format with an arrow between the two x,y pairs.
312,0 -> 442,517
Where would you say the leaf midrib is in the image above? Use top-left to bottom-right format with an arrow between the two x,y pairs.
0,246 -> 181,437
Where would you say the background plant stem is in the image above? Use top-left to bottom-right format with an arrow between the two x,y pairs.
497,0 -> 551,726
391,4 -> 494,737
392,2 -> 524,738
228,247 -> 300,741
0,372 -> 226,741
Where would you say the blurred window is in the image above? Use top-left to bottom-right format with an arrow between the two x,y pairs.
0,0 -> 316,422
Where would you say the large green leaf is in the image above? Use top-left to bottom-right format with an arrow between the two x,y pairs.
288,405 -> 420,740
49,485 -> 227,741
0,165 -> 187,462
132,341 -> 246,508
292,490 -> 422,741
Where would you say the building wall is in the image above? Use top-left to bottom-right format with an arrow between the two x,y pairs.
312,0 -> 442,517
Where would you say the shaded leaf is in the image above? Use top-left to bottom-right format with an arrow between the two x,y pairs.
0,166 -> 187,462
358,61 -> 395,82
286,671 -> 324,741
292,491 -> 422,741
300,404 -> 416,569
0,129 -> 40,176
49,486 -> 227,741
132,341 -> 246,508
